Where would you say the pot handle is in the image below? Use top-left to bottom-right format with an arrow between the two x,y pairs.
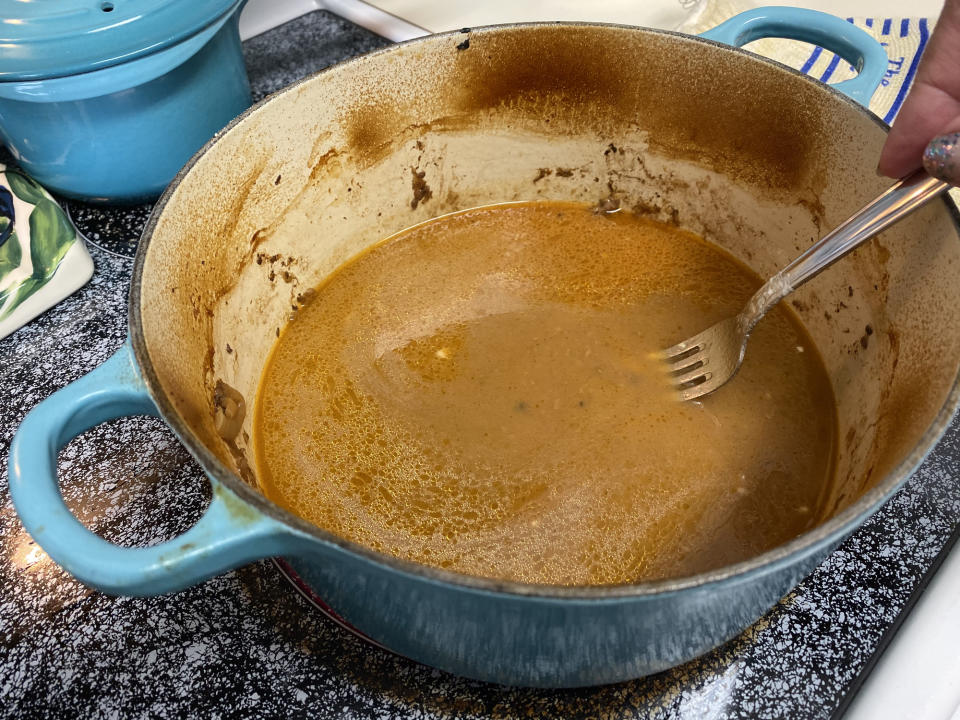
699,7 -> 888,108
8,341 -> 292,596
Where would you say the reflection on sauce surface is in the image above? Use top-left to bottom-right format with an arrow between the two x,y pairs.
253,202 -> 837,585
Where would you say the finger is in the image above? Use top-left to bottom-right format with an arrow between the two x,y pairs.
923,132 -> 960,185
877,86 -> 960,177
878,0 -> 960,178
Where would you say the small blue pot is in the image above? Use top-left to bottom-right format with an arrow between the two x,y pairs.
11,8 -> 952,688
0,0 -> 251,203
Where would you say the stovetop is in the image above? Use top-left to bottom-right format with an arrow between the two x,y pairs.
2,10 -> 960,719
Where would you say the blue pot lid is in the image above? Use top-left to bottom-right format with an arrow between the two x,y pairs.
0,0 -> 243,81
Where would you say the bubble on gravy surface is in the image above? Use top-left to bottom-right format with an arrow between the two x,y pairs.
253,202 -> 837,585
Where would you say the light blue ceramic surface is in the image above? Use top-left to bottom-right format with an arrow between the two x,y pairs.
0,0 -> 250,203
698,6 -> 889,106
8,343 -> 294,595
8,8 -> 896,687
0,0 -> 247,81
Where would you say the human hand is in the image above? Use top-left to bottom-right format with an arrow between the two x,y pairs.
877,0 -> 960,185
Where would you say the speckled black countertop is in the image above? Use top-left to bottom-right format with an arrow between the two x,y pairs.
2,11 -> 960,719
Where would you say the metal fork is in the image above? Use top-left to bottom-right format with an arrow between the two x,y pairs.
661,169 -> 950,401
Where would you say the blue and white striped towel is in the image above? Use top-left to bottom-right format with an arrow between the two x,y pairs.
685,2 -> 935,123
798,16 -> 931,123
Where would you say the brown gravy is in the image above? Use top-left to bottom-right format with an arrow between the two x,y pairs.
253,202 -> 837,585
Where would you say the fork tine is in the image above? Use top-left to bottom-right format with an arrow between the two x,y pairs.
665,349 -> 707,375
678,379 -> 717,402
659,338 -> 703,361
673,364 -> 712,386
659,316 -> 743,400
659,325 -> 717,361
665,347 -> 707,375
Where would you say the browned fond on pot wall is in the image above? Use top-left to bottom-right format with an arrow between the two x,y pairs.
136,25 -> 960,537
344,26 -> 827,192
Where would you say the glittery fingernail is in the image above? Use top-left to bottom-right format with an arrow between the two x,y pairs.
923,132 -> 960,185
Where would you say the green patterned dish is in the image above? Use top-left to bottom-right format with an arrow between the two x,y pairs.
0,165 -> 93,341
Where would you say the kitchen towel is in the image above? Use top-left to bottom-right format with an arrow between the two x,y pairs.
684,1 -> 960,206
682,0 -> 937,124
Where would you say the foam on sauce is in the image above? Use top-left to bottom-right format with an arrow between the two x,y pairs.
253,202 -> 837,585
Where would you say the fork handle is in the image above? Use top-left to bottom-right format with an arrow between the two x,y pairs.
744,170 -> 950,326
784,170 -> 948,285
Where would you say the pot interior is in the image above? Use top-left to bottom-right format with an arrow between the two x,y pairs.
135,24 -> 960,572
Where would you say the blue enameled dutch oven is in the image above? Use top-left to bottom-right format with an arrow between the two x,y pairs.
10,8 -> 960,687
0,0 -> 251,203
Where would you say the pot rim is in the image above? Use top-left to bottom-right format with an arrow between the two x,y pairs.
129,20 -> 960,601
